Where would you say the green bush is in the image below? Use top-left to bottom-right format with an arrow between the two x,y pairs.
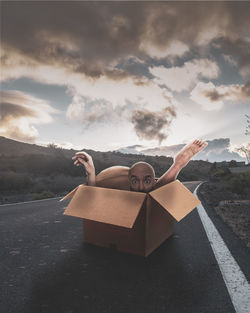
33,190 -> 56,200
209,167 -> 230,181
228,160 -> 237,167
0,171 -> 32,191
223,172 -> 250,195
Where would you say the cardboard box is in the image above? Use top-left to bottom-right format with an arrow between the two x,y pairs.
61,179 -> 200,257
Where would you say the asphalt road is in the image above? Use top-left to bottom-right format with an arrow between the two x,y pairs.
0,181 -> 247,313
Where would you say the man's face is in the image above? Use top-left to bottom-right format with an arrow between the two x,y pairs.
129,164 -> 155,193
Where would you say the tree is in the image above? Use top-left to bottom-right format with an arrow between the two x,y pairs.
235,143 -> 250,164
210,161 -> 217,171
245,114 -> 250,136
233,114 -> 250,164
47,143 -> 65,157
228,160 -> 237,167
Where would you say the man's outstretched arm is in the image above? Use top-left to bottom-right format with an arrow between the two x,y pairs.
72,151 -> 96,186
155,139 -> 208,189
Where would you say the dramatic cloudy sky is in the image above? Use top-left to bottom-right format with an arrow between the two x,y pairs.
1,1 -> 250,154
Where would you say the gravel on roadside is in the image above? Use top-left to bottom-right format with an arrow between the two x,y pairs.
198,181 -> 250,249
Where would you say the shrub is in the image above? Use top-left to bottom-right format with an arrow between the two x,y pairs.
0,171 -> 32,192
228,160 -> 237,167
209,167 -> 230,181
223,172 -> 250,195
33,190 -> 56,200
31,174 -> 85,193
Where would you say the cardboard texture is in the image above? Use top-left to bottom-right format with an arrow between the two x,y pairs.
62,178 -> 200,257
63,185 -> 145,228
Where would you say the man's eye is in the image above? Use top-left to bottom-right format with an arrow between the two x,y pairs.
132,180 -> 137,184
145,179 -> 151,184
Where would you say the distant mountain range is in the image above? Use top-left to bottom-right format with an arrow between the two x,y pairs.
0,136 -> 246,163
115,138 -> 246,163
117,145 -> 145,155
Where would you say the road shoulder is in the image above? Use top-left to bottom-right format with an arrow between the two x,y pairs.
197,182 -> 250,282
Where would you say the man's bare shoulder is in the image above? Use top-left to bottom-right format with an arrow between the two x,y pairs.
152,178 -> 160,191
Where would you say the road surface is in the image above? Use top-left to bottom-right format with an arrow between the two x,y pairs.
0,181 -> 249,313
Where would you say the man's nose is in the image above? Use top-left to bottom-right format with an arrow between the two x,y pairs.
139,181 -> 144,191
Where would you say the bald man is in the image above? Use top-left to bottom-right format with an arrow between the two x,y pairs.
72,139 -> 208,193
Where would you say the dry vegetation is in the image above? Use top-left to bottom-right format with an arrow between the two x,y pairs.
199,164 -> 250,249
0,136 -> 210,203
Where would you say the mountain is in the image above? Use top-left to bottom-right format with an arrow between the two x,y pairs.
0,135 -> 245,163
116,145 -> 144,154
0,136 -> 74,157
115,138 -> 246,163
0,136 -> 50,156
141,144 -> 183,158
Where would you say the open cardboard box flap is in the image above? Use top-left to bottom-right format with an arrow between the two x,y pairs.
149,180 -> 200,221
63,185 -> 146,228
61,180 -> 200,228
59,184 -> 85,201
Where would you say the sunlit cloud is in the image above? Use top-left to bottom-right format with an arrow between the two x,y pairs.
0,90 -> 58,142
190,81 -> 250,111
1,1 -> 250,149
1,55 -> 179,137
149,59 -> 219,92
140,40 -> 189,60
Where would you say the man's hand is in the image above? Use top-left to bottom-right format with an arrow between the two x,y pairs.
72,151 -> 96,186
72,151 -> 95,175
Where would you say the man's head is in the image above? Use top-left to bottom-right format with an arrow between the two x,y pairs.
128,162 -> 156,193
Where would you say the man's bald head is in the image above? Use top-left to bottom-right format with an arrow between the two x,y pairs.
128,162 -> 156,193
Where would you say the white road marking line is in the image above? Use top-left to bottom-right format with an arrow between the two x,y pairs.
0,197 -> 61,207
195,183 -> 250,313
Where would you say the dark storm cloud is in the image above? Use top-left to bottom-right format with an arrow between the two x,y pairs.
211,1 -> 250,74
130,106 -> 176,144
2,1 -> 250,80
213,37 -> 250,77
1,1 -> 147,80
